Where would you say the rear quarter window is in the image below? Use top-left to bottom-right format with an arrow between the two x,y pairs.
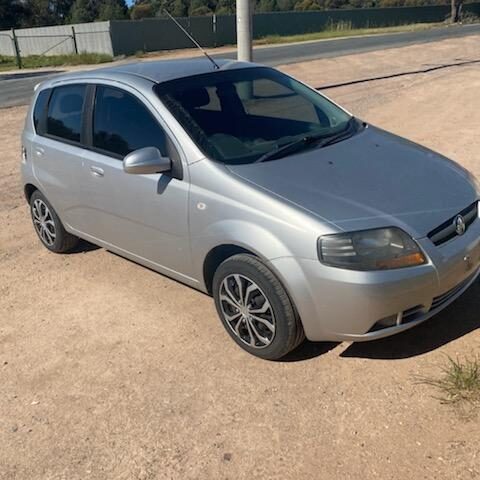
46,84 -> 86,143
33,89 -> 50,134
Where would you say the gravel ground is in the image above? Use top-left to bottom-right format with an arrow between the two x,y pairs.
1,35 -> 479,480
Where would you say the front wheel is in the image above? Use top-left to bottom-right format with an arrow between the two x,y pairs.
212,254 -> 304,360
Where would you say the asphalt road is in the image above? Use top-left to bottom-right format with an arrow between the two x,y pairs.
1,23 -> 479,108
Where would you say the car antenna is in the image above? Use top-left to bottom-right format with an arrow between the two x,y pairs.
163,10 -> 220,70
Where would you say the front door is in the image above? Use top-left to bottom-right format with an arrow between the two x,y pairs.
78,84 -> 192,280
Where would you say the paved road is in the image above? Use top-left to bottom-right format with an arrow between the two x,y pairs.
1,23 -> 479,108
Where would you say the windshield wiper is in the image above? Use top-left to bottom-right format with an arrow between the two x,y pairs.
257,117 -> 357,163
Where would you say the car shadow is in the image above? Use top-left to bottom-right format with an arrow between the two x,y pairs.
280,340 -> 339,362
341,278 -> 480,360
61,237 -> 479,362
67,239 -> 101,254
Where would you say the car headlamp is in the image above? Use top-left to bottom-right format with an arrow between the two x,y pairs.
318,227 -> 426,271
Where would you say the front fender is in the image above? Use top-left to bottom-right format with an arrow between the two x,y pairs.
191,219 -> 296,288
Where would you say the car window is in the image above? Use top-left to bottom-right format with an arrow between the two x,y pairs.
237,78 -> 319,123
33,89 -> 50,133
46,84 -> 86,143
155,67 -> 352,164
93,86 -> 167,158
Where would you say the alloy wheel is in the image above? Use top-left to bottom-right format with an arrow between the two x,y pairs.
219,274 -> 276,348
32,198 -> 56,247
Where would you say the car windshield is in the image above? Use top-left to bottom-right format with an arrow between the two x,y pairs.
154,67 -> 353,164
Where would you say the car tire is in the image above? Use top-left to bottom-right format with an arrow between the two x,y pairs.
213,254 -> 305,360
29,190 -> 79,253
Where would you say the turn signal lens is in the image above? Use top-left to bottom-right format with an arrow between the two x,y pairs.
375,252 -> 426,269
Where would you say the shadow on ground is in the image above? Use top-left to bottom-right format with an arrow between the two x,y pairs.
317,59 -> 480,91
281,279 -> 480,362
68,239 -> 100,254
281,340 -> 339,362
65,238 -> 480,363
341,279 -> 480,360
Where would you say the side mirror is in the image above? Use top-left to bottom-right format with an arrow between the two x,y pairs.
123,147 -> 171,175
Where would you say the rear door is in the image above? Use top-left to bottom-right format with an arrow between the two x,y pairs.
79,84 -> 192,278
31,84 -> 88,231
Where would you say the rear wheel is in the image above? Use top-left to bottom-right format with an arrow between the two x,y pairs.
29,190 -> 79,253
213,254 -> 304,360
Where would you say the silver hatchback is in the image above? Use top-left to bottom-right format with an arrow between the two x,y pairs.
22,59 -> 480,359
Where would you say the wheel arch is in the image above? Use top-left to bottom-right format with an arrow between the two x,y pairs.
197,220 -> 297,294
203,244 -> 257,295
24,183 -> 39,203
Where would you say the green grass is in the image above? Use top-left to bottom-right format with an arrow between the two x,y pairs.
0,53 -> 112,72
254,22 -> 445,46
421,356 -> 480,406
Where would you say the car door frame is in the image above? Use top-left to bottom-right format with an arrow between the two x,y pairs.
47,77 -> 198,287
29,82 -> 91,230
82,82 -> 185,180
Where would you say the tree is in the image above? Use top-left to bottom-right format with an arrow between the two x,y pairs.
97,0 -> 128,19
294,0 -> 321,10
276,0 -> 295,11
257,0 -> 277,12
69,0 -> 96,22
53,0 -> 77,22
215,0 -> 235,14
0,0 -> 27,28
170,0 -> 187,15
188,0 -> 212,15
130,2 -> 155,18
69,0 -> 127,22
19,0 -> 76,26
24,0 -> 57,26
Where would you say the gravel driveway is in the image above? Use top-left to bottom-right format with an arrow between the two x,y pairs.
1,35 -> 479,480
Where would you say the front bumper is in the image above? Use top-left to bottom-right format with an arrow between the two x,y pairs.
270,218 -> 480,342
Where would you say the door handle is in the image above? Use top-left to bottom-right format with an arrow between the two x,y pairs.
90,166 -> 104,177
34,147 -> 44,157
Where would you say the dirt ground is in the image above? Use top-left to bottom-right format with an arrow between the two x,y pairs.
1,35 -> 480,480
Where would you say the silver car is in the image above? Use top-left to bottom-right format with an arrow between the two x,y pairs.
21,59 -> 480,359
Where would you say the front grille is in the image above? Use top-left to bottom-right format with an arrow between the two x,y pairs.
428,202 -> 478,246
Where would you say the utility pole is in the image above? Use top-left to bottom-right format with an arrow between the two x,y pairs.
236,0 -> 252,62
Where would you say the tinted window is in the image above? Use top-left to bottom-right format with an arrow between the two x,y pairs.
46,84 -> 86,143
239,78 -> 319,123
156,67 -> 352,164
93,86 -> 166,158
33,89 -> 50,133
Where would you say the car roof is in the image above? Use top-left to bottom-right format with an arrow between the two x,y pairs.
49,58 -> 259,86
